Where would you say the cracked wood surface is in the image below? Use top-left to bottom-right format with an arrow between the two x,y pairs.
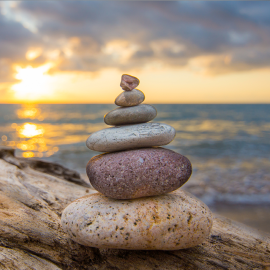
0,148 -> 269,270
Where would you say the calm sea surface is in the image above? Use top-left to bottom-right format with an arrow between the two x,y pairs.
1,104 -> 270,231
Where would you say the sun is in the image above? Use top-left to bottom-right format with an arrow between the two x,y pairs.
11,63 -> 54,102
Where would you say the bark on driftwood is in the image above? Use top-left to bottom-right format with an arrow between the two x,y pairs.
0,148 -> 269,270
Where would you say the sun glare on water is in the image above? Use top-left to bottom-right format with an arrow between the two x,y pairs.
18,123 -> 44,138
12,63 -> 54,101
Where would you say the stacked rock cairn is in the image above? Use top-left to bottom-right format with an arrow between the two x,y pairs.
61,75 -> 213,250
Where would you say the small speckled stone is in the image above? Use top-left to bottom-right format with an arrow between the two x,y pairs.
86,147 -> 192,199
120,74 -> 139,91
115,89 -> 145,107
61,190 -> 213,250
86,123 -> 176,152
104,104 -> 157,126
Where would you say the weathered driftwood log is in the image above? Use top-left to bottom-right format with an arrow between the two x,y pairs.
0,148 -> 269,270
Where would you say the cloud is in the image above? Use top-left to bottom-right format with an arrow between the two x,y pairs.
0,7 -> 41,82
0,1 -> 269,82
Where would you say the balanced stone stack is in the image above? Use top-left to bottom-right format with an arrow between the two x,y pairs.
61,74 -> 213,250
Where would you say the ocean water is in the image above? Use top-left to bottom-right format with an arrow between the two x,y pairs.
1,104 -> 270,231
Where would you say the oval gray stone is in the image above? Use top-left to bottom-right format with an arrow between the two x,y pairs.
87,147 -> 192,199
115,89 -> 145,107
61,190 -> 213,250
86,123 -> 176,152
104,104 -> 157,126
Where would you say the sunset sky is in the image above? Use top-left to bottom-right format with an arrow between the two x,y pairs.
0,1 -> 270,104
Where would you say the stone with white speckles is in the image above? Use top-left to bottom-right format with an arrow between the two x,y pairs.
86,123 -> 176,152
86,147 -> 192,199
61,190 -> 213,250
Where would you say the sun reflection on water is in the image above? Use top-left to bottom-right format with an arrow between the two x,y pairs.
17,107 -> 39,119
16,104 -> 44,121
18,123 -> 44,138
1,104 -> 59,158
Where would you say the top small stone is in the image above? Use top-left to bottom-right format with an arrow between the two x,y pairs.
120,74 -> 140,91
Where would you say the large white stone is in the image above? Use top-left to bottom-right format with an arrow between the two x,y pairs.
86,123 -> 176,152
61,190 -> 213,250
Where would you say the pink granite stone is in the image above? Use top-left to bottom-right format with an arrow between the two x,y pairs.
86,147 -> 192,199
120,74 -> 140,91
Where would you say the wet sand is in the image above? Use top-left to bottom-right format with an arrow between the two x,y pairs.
210,203 -> 270,233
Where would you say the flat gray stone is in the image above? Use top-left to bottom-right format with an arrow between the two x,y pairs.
87,147 -> 192,199
61,190 -> 213,250
86,123 -> 176,152
115,89 -> 145,107
104,104 -> 157,126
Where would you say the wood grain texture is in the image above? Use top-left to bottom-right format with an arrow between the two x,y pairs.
0,148 -> 269,270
